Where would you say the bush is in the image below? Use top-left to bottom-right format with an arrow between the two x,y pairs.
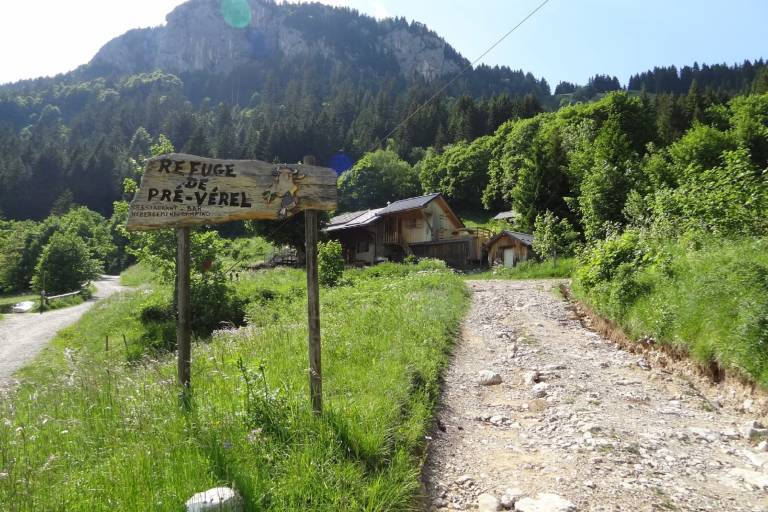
31,231 -> 102,294
318,240 -> 344,287
573,236 -> 768,385
190,273 -> 246,333
136,275 -> 246,355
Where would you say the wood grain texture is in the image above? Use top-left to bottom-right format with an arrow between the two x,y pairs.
176,227 -> 191,390
126,153 -> 337,231
305,210 -> 322,414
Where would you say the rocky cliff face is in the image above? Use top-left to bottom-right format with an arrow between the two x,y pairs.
90,0 -> 465,80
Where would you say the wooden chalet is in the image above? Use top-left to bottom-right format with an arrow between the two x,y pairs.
325,193 -> 488,268
486,230 -> 535,267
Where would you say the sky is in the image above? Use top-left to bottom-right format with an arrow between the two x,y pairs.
1,0 -> 767,87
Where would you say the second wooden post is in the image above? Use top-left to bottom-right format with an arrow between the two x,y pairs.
304,209 -> 322,414
177,226 -> 192,391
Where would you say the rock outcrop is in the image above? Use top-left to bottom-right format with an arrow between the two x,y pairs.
90,0 -> 465,80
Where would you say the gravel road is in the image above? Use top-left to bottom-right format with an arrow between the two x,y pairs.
423,280 -> 768,512
0,276 -> 126,387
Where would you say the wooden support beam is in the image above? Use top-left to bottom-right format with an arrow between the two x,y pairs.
305,209 -> 322,414
176,227 -> 192,391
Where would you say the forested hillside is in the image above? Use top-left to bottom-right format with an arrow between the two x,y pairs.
0,0 -> 766,222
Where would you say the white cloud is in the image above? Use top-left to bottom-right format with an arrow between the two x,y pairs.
372,1 -> 391,19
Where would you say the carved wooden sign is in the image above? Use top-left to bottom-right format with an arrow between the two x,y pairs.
126,153 -> 337,231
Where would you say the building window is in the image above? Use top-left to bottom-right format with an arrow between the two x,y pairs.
357,238 -> 369,253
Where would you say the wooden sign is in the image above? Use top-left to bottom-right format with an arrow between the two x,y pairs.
125,153 -> 332,414
126,153 -> 337,231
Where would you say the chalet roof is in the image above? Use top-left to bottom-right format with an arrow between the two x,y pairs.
487,230 -> 534,247
326,208 -> 383,232
324,193 -> 464,233
492,210 -> 517,220
327,210 -> 366,227
378,193 -> 441,215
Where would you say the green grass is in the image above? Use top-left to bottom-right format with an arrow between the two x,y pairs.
457,209 -> 508,232
223,236 -> 274,269
467,257 -> 576,280
0,260 -> 468,511
573,237 -> 768,386
120,262 -> 158,287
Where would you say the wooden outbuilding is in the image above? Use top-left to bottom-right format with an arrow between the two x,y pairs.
326,193 -> 488,268
486,230 -> 535,267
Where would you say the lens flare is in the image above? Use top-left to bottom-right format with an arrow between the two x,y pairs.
220,0 -> 252,29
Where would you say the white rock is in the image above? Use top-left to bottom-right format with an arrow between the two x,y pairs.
758,440 -> 768,452
729,468 -> 768,490
11,301 -> 35,313
185,487 -> 243,512
454,474 -> 473,485
743,420 -> 768,440
490,415 -> 507,425
503,487 -> 525,503
515,493 -> 576,512
478,370 -> 502,386
499,493 -> 516,509
524,370 -> 540,385
477,493 -> 501,511
531,382 -> 549,398
433,497 -> 448,507
740,449 -> 768,468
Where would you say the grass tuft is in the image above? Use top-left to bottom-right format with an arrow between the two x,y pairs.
467,257 -> 576,280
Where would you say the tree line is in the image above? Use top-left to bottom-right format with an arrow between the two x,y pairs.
0,53 -> 765,222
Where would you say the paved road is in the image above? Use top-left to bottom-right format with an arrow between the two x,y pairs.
0,276 -> 126,386
423,280 -> 765,512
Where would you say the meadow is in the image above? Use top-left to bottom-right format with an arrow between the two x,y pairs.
0,259 -> 467,511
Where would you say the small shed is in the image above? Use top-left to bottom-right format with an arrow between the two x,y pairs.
492,211 -> 517,223
486,231 -> 535,267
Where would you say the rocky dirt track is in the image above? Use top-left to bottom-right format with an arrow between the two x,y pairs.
422,280 -> 768,512
0,276 -> 125,387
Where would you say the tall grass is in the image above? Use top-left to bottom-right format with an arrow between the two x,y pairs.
468,257 -> 576,280
573,236 -> 768,386
119,262 -> 158,287
0,261 -> 467,511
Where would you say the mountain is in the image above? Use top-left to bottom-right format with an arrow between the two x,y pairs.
89,0 -> 466,82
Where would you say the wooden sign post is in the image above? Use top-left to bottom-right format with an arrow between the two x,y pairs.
127,153 -> 336,411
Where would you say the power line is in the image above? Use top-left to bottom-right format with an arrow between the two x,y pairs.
371,0 -> 551,152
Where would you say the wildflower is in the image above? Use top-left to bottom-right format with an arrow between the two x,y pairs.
246,428 -> 262,444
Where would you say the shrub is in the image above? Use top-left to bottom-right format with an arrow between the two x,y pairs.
136,275 -> 246,355
31,231 -> 102,294
318,240 -> 344,287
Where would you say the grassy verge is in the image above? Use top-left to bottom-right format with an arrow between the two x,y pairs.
467,257 -> 576,280
0,260 -> 468,511
572,235 -> 768,386
120,262 -> 158,287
